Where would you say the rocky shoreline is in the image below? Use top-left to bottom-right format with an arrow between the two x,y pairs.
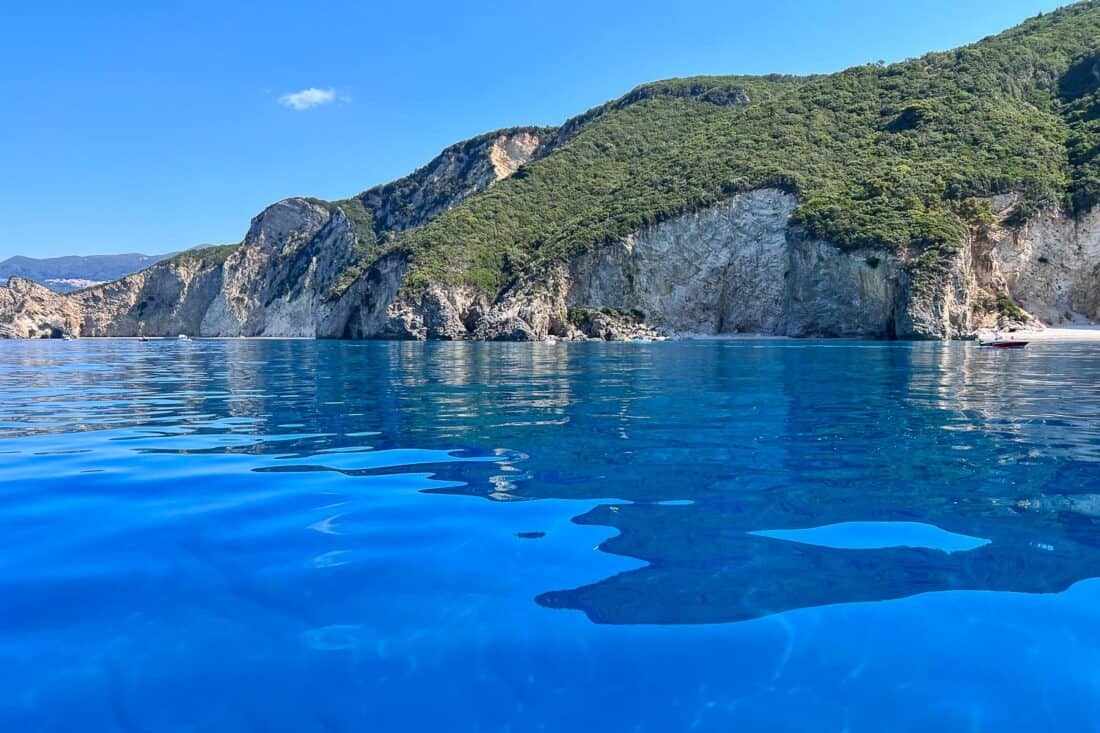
2,183 -> 1098,344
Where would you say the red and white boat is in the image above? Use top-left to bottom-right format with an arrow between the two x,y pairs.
979,332 -> 1029,348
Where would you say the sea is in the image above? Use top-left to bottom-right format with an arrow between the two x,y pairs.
2,338 -> 1099,732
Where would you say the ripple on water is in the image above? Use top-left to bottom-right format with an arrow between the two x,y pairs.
2,339 -> 1100,731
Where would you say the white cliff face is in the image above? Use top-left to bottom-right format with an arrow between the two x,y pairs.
0,278 -> 83,338
568,190 -> 794,334
0,127 -> 550,341
472,267 -> 571,341
339,252 -> 410,339
373,267 -> 570,342
562,193 -> 1100,340
200,199 -> 360,337
69,256 -> 224,337
375,190 -> 906,341
892,245 -> 976,340
0,198 -> 366,339
3,185 -> 1098,342
566,190 -> 905,338
376,281 -> 482,340
974,205 -> 1100,324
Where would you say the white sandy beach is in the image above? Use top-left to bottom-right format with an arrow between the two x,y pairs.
982,325 -> 1100,341
679,325 -> 1100,342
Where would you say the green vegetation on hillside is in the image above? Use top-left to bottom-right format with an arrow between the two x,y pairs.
345,1 -> 1098,294
167,244 -> 240,268
327,197 -> 382,296
1060,50 -> 1100,212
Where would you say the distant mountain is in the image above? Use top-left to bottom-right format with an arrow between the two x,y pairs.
0,252 -> 172,292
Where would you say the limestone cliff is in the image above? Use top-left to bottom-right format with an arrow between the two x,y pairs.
971,199 -> 1100,326
3,188 -> 1099,341
369,190 -> 1100,342
0,128 -> 548,339
357,128 -> 548,234
0,278 -> 83,338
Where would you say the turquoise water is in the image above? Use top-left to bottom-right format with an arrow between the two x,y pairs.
2,339 -> 1100,731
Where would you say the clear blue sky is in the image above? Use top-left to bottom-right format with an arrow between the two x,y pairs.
0,0 -> 1068,258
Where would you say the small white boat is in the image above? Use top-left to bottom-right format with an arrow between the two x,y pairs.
177,334 -> 191,341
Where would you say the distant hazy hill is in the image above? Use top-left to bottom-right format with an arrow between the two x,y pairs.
0,252 -> 172,292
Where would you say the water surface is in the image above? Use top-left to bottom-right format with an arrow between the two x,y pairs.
1,339 -> 1099,731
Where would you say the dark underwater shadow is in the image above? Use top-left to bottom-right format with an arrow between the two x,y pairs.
428,342 -> 1100,624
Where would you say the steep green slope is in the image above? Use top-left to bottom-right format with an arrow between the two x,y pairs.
324,126 -> 554,297
1060,49 -> 1100,211
375,1 -> 1100,293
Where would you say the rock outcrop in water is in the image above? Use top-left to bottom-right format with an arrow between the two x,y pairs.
3,4 -> 1100,340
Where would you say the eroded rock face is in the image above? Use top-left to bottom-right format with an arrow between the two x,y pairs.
3,186 -> 1098,342
972,204 -> 1100,324
67,256 -> 224,337
0,278 -> 83,338
567,190 -> 908,338
371,190 -> 932,341
489,132 -> 542,180
37,198 -> 363,339
0,126 -> 550,341
339,252 -> 411,339
569,190 -> 795,334
511,190 -> 1099,341
368,266 -> 572,342
376,282 -> 485,340
566,309 -> 663,341
786,237 -> 904,338
359,129 -> 548,234
472,267 -> 572,341
200,199 -> 361,337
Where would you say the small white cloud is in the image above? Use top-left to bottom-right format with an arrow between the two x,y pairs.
278,87 -> 337,111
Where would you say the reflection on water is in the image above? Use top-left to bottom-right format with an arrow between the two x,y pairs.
749,522 -> 991,553
2,338 -> 1100,730
2,339 -> 1099,625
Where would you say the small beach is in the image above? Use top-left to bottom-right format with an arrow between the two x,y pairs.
992,325 -> 1100,341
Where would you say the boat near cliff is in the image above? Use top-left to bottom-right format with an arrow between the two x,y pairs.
979,338 -> 1029,348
